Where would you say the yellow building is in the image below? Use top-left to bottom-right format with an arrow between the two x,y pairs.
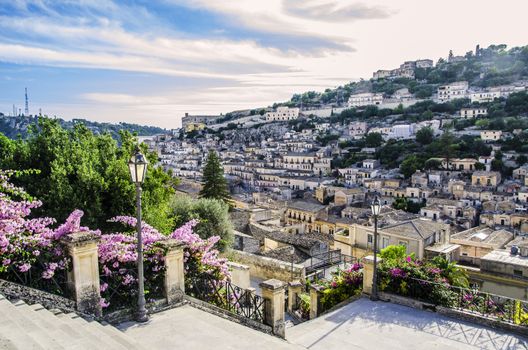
471,171 -> 501,187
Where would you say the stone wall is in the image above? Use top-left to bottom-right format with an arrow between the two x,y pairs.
0,279 -> 76,313
227,250 -> 305,282
230,210 -> 251,233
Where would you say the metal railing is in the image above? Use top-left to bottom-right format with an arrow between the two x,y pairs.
378,271 -> 528,327
100,266 -> 165,312
3,259 -> 69,298
304,250 -> 357,274
187,274 -> 266,323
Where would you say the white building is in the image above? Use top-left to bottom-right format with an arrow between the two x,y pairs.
459,108 -> 488,119
481,130 -> 503,142
470,85 -> 526,103
265,107 -> 300,122
348,93 -> 384,107
437,81 -> 469,102
389,124 -> 414,139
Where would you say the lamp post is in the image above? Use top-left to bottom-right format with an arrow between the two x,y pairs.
128,148 -> 149,322
370,196 -> 381,301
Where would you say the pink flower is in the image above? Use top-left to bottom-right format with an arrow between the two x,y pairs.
100,298 -> 110,308
18,263 -> 30,272
2,258 -> 11,266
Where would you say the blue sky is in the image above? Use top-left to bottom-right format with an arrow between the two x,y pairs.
0,0 -> 527,128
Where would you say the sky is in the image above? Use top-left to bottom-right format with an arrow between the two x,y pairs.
0,0 -> 527,129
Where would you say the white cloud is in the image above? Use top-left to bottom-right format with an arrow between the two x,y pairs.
1,0 -> 528,129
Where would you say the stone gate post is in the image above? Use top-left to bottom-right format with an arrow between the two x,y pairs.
362,255 -> 381,296
159,239 -> 185,304
260,279 -> 285,338
288,280 -> 303,313
61,232 -> 102,317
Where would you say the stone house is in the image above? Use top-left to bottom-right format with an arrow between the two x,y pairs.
450,226 -> 514,266
471,171 -> 502,187
284,201 -> 326,233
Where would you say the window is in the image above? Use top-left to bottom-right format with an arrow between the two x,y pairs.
513,270 -> 523,277
399,241 -> 408,252
382,237 -> 389,249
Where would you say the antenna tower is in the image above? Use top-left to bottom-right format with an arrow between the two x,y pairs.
25,88 -> 29,116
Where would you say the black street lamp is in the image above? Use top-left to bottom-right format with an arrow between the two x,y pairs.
128,148 -> 149,322
370,196 -> 381,301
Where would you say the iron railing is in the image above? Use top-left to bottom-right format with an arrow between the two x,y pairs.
3,259 -> 69,298
305,250 -> 358,282
99,266 -> 165,312
378,271 -> 528,327
187,274 -> 266,323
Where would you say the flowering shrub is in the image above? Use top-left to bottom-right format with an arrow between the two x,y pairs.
99,216 -> 230,311
0,171 -> 230,313
0,171 -> 98,295
319,263 -> 363,311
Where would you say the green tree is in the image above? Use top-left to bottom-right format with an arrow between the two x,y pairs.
365,132 -> 383,148
415,126 -> 434,145
199,150 -> 231,204
474,162 -> 486,171
400,155 -> 423,178
170,195 -> 233,251
0,117 -> 176,232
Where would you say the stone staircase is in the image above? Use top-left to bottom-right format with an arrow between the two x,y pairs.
0,294 -> 143,350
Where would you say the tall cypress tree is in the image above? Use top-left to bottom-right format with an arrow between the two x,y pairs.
199,150 -> 231,204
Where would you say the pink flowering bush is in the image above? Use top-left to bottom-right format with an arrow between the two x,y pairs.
1,171 -> 230,312
98,216 -> 229,311
319,263 -> 363,311
0,171 -> 97,295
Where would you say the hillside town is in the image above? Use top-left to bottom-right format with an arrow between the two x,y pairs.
1,7 -> 528,345
144,46 -> 528,302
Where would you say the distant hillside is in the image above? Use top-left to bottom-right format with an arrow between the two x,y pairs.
0,114 -> 167,139
276,44 -> 528,109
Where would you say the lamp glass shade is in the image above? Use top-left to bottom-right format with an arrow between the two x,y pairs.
128,151 -> 148,184
371,196 -> 381,216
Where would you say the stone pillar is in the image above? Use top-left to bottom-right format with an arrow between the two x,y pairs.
309,284 -> 324,319
159,239 -> 185,304
362,255 -> 381,296
260,279 -> 285,338
228,262 -> 250,289
61,232 -> 102,317
288,280 -> 302,313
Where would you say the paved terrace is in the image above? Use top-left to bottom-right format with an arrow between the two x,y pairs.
118,298 -> 527,350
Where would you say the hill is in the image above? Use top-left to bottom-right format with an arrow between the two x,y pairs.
0,114 -> 167,139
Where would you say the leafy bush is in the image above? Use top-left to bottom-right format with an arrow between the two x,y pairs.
319,263 -> 363,311
170,196 -> 233,252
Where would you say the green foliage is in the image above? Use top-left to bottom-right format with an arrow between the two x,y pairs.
416,127 -> 434,145
199,150 -> 231,205
0,115 -> 166,139
364,132 -> 383,147
170,195 -> 233,252
391,197 -> 425,214
431,256 -> 470,288
319,265 -> 363,312
0,117 -> 176,232
380,245 -> 410,262
400,155 -> 424,178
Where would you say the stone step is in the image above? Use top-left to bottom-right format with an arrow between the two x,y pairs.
0,297 -> 61,349
0,295 -> 143,350
12,300 -> 101,350
99,321 -> 145,350
58,312 -> 132,350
